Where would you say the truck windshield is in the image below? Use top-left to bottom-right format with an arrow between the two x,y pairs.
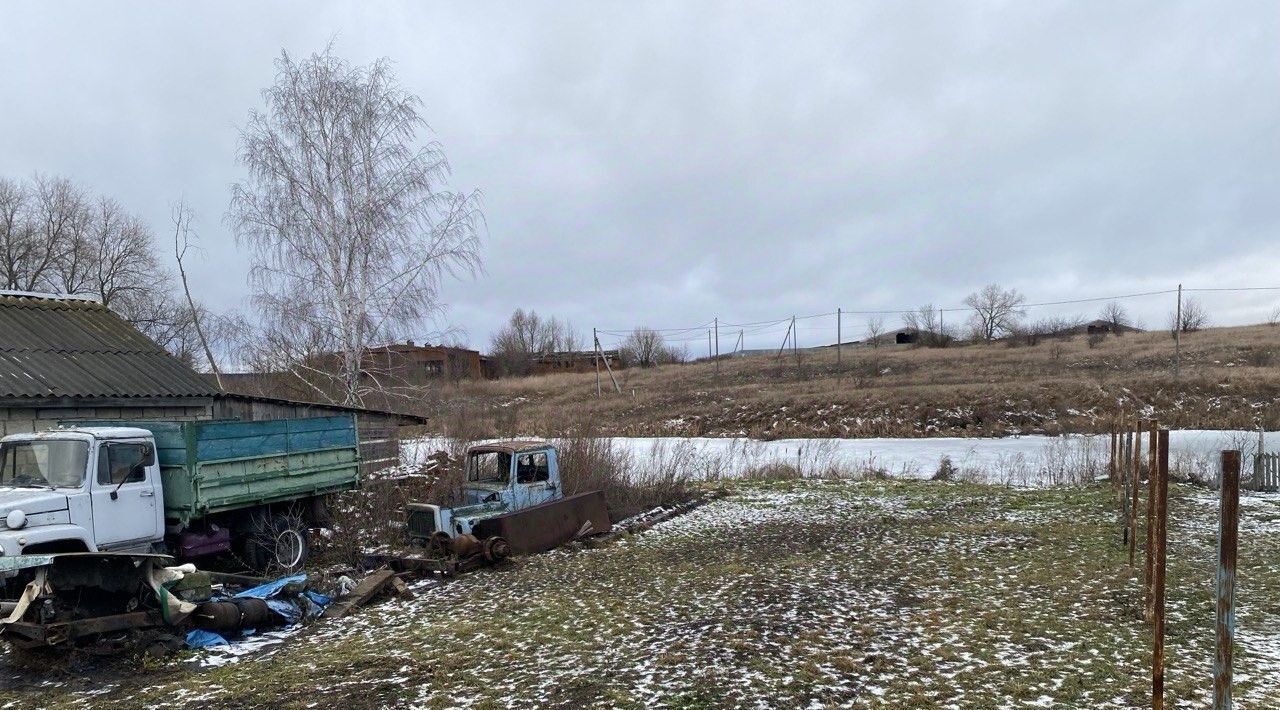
0,440 -> 89,488
468,452 -> 511,484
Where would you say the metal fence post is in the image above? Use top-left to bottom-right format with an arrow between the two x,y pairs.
1214,450 -> 1240,710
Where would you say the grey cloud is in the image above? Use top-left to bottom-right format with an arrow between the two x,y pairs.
2,1 -> 1278,352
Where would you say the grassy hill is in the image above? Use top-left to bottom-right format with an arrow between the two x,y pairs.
432,324 -> 1280,439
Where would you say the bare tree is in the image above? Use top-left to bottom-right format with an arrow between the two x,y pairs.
1269,306 -> 1280,328
902,304 -> 950,347
964,283 -> 1026,341
1099,301 -> 1132,334
59,196 -> 162,307
26,175 -> 88,292
488,309 -> 584,376
171,201 -> 222,388
1169,296 -> 1210,333
1008,315 -> 1085,347
0,177 -> 35,290
621,327 -> 670,368
229,46 -> 483,406
865,315 -> 885,348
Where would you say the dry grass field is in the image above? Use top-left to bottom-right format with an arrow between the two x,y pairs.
10,479 -> 1280,708
430,324 -> 1280,439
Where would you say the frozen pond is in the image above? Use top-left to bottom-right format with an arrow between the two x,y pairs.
405,430 -> 1275,487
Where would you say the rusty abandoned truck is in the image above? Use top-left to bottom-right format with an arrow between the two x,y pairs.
0,416 -> 360,571
406,439 -> 610,562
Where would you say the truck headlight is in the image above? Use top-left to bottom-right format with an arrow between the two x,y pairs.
6,509 -> 26,530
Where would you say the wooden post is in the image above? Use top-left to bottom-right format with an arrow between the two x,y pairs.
1214,450 -> 1240,710
595,334 -> 621,394
1129,420 -> 1143,568
792,315 -> 799,366
1145,418 -> 1158,622
714,317 -> 720,375
1255,428 -> 1265,491
594,327 -> 601,398
1111,427 -> 1118,487
1174,284 -> 1182,380
1153,428 -> 1170,710
837,308 -> 842,366
776,319 -> 793,359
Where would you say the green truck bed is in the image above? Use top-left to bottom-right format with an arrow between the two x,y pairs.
71,416 -> 361,527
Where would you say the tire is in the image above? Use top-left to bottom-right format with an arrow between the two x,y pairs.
244,514 -> 310,573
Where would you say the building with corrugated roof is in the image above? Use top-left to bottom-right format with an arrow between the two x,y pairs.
0,292 -> 221,434
0,293 -> 428,472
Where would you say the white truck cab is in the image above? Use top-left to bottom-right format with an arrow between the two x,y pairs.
0,427 -> 163,556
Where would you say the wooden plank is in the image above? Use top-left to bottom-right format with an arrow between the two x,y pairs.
321,570 -> 398,619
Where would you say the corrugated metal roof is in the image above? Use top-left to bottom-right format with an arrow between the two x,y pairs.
0,294 -> 220,399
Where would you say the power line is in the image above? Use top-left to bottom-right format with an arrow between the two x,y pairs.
596,285 -> 1280,347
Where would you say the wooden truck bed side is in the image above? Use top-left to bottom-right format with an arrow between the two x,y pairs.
67,416 -> 361,527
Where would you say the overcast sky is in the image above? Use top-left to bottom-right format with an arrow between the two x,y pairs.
2,1 -> 1279,353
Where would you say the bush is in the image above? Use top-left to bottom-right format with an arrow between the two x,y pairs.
555,428 -> 695,522
932,456 -> 957,481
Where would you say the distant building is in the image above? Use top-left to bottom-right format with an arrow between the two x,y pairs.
530,350 -> 623,376
362,341 -> 483,382
1048,320 -> 1143,338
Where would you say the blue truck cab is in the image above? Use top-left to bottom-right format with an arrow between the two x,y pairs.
410,440 -> 561,541
406,439 -> 610,561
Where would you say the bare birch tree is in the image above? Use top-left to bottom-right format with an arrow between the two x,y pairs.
229,46 -> 483,405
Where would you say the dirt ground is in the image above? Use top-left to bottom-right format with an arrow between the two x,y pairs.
4,478 -> 1279,708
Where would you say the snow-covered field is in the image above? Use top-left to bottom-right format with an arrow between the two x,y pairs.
406,429 -> 1276,486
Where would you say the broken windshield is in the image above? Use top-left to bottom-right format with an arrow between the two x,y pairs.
468,451 -> 511,484
0,440 -> 89,488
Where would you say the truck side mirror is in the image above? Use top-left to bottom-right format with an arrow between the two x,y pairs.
140,444 -> 155,467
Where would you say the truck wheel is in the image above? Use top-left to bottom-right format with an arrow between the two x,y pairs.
246,515 -> 309,573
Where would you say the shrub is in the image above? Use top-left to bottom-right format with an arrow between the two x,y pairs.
932,456 -> 957,481
555,427 -> 695,522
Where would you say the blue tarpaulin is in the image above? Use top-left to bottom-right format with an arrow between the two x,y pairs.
184,573 -> 331,649
185,629 -> 229,648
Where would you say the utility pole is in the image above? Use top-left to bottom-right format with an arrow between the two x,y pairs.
837,308 -> 842,366
793,315 -> 799,366
737,329 -> 743,355
594,333 -> 621,394
714,317 -> 720,375
1174,284 -> 1182,379
776,319 -> 792,359
707,329 -> 712,360
939,307 -> 945,346
593,327 -> 601,397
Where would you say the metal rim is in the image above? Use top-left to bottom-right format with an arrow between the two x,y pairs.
274,528 -> 305,569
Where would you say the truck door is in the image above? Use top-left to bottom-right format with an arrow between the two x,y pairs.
513,450 -> 558,510
90,441 -> 162,549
